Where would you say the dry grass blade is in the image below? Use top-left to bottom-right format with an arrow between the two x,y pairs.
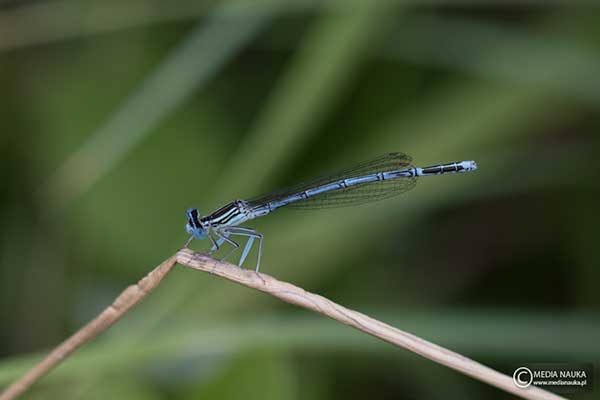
0,250 -> 565,400
177,249 -> 565,400
0,256 -> 177,400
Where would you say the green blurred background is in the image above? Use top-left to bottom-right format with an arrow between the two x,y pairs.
1,0 -> 599,399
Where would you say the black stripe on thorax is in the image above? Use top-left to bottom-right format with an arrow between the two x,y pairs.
204,201 -> 243,225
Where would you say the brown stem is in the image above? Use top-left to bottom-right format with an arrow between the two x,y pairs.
176,248 -> 565,400
0,256 -> 177,400
1,250 -> 565,400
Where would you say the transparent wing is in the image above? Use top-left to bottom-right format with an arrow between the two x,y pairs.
247,152 -> 417,210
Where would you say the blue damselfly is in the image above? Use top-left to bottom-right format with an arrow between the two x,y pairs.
185,153 -> 477,272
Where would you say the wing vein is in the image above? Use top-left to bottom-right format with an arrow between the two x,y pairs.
247,152 -> 417,210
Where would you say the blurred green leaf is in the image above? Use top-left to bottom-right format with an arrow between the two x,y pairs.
1,310 -> 598,385
42,2 -> 271,210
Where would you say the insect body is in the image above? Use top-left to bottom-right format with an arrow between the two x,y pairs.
185,153 -> 477,272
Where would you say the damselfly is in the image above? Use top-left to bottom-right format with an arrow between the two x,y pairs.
185,153 -> 477,272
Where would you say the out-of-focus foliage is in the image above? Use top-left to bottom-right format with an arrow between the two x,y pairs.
1,1 -> 599,399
